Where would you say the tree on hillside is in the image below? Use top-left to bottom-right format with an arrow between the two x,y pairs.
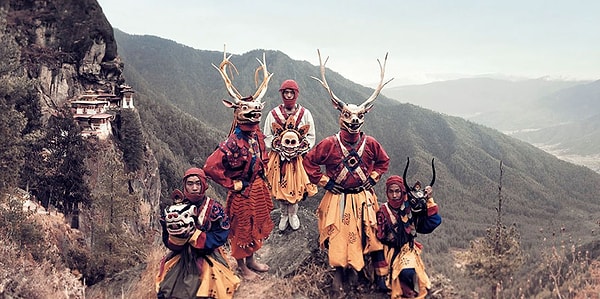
464,161 -> 525,297
85,146 -> 142,284
114,109 -> 144,172
0,27 -> 28,193
40,108 -> 91,215
0,101 -> 26,193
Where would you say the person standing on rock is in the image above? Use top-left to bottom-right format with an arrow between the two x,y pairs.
204,49 -> 274,280
303,50 -> 393,295
264,79 -> 318,232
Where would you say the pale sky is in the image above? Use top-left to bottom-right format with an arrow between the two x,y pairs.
97,0 -> 600,87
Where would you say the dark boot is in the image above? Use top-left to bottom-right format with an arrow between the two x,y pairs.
375,275 -> 391,293
332,267 -> 345,295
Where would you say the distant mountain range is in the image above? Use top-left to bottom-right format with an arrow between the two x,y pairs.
383,77 -> 600,172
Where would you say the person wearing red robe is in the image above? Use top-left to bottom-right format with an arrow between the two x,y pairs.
204,122 -> 274,281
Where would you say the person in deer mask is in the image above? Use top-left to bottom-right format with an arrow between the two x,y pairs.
157,167 -> 240,299
375,175 -> 441,298
204,49 -> 274,281
302,50 -> 392,295
264,79 -> 317,232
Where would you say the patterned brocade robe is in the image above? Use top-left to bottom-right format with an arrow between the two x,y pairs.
204,126 -> 274,259
264,104 -> 317,203
303,131 -> 390,271
156,197 -> 240,299
376,198 -> 441,299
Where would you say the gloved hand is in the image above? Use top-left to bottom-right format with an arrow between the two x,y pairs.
362,177 -> 377,190
234,180 -> 250,192
324,179 -> 344,195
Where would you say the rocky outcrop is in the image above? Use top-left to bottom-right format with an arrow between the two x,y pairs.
1,0 -> 160,239
3,0 -> 123,111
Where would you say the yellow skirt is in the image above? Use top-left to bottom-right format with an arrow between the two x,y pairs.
266,152 -> 317,204
384,243 -> 431,299
156,248 -> 240,299
317,190 -> 383,271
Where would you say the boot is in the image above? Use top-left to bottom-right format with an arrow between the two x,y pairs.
289,203 -> 300,230
278,215 -> 289,231
375,275 -> 391,293
332,267 -> 344,295
278,201 -> 289,231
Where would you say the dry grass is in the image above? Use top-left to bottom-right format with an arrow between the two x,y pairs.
0,209 -> 85,299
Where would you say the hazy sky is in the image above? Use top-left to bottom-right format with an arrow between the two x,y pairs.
97,0 -> 600,87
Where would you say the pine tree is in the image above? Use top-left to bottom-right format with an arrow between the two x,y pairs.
0,24 -> 27,193
85,145 -> 142,284
41,108 -> 91,214
115,109 -> 144,172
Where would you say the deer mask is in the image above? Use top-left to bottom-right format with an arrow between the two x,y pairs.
311,49 -> 393,134
212,45 -> 273,132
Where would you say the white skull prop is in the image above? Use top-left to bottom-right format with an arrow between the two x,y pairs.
271,116 -> 311,161
281,130 -> 299,150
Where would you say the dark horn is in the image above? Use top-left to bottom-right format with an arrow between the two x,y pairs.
403,157 -> 411,192
429,158 -> 436,187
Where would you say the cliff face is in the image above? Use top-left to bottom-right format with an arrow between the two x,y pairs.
1,0 -> 161,235
3,0 -> 122,115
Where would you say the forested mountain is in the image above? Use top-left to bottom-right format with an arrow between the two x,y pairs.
113,29 -> 600,295
1,0 -> 599,297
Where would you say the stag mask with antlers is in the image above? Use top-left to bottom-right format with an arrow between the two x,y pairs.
212,46 -> 273,129
311,50 -> 393,134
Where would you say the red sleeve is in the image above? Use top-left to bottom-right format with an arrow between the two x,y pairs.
203,143 -> 235,190
367,136 -> 390,180
303,136 -> 337,185
257,130 -> 270,165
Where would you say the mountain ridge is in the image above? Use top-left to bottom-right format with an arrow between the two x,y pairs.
111,28 -> 600,295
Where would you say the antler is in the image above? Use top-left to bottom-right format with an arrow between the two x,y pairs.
212,45 -> 243,103
252,52 -> 273,101
311,49 -> 346,109
360,53 -> 394,111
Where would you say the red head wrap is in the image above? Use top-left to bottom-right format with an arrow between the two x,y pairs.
279,79 -> 299,108
182,167 -> 208,203
386,175 -> 405,190
386,175 -> 406,209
